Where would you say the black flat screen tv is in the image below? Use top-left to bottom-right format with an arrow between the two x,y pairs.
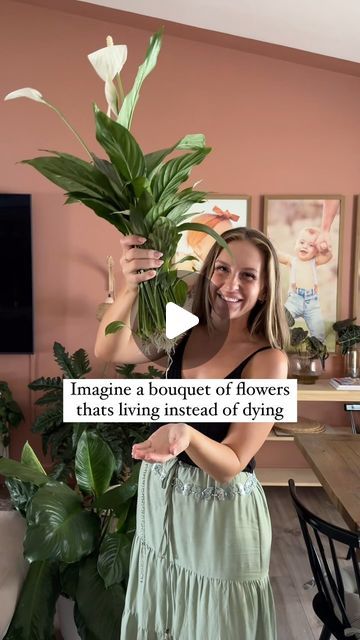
0,194 -> 34,354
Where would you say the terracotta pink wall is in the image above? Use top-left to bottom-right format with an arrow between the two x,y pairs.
1,0 -> 359,462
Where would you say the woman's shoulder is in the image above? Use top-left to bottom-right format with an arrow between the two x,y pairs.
244,345 -> 288,379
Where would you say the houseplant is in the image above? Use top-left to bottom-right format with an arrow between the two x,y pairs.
4,30 -> 230,354
286,309 -> 329,383
28,341 -> 156,483
0,436 -> 139,640
333,318 -> 360,377
0,381 -> 23,454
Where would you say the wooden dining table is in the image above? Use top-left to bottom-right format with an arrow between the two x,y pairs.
294,434 -> 360,532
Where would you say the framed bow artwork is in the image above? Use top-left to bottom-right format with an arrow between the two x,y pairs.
174,195 -> 251,273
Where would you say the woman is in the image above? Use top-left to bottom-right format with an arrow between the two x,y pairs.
95,227 -> 289,640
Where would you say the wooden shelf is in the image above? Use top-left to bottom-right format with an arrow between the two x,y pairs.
256,467 -> 320,487
267,425 -> 352,442
298,380 -> 360,401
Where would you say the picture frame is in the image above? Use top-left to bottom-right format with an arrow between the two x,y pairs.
175,194 -> 251,273
263,195 -> 344,352
353,196 -> 360,321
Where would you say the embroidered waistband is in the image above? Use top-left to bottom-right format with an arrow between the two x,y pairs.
151,462 -> 257,500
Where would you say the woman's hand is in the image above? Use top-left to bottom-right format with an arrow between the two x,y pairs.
132,424 -> 191,463
120,235 -> 164,292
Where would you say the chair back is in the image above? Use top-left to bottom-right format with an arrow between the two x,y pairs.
288,479 -> 360,640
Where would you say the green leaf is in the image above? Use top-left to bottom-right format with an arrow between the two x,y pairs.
5,478 -> 37,517
75,431 -> 116,497
53,342 -> 78,378
177,221 -> 232,256
23,152 -> 120,206
4,561 -> 60,640
95,108 -> 145,181
34,390 -> 62,406
74,556 -> 125,640
118,29 -> 163,130
21,441 -> 47,475
71,348 -> 92,378
0,458 -> 49,486
28,376 -> 62,392
151,148 -> 211,202
59,562 -> 80,600
31,406 -> 63,435
144,133 -> 206,177
91,154 -> 128,204
105,320 -> 126,335
25,483 -> 100,563
98,531 -> 132,587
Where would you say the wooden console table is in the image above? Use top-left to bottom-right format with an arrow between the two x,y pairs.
257,380 -> 359,487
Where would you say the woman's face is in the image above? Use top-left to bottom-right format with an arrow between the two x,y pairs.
209,239 -> 265,321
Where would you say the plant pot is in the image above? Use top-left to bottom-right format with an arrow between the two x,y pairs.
56,595 -> 80,640
288,354 -> 322,384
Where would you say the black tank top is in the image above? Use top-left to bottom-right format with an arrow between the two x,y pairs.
150,330 -> 273,472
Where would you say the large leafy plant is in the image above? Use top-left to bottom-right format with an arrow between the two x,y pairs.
5,30 -> 229,353
0,436 -> 138,640
29,341 -> 156,482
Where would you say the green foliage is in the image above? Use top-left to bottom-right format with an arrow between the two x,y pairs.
287,316 -> 329,370
332,318 -> 360,354
0,380 -> 24,448
1,437 -> 138,640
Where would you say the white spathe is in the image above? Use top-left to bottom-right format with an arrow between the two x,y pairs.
88,43 -> 127,81
4,87 -> 45,103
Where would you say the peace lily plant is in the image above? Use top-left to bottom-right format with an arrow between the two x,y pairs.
5,30 -> 229,353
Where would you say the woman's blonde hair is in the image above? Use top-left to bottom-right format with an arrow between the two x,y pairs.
191,227 -> 289,350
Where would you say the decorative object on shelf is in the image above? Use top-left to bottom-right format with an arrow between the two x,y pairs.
332,318 -> 360,377
0,381 -> 23,457
5,31 -> 230,354
264,195 -> 344,352
96,255 -> 115,321
353,196 -> 360,326
286,311 -> 329,384
273,416 -> 326,435
329,377 -> 360,391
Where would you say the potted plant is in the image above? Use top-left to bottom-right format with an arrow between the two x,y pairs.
0,381 -> 23,458
0,434 -> 139,640
0,342 -> 162,639
333,318 -> 360,377
5,30 -> 230,354
286,308 -> 329,384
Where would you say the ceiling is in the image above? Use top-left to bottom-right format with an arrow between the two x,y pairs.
77,0 -> 360,64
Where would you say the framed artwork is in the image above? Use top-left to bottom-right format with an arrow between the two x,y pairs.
353,196 -> 360,321
263,195 -> 344,351
175,195 -> 251,272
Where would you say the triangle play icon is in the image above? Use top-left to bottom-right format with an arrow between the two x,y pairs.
165,302 -> 199,339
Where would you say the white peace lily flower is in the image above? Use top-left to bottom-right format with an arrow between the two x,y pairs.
4,87 -> 46,103
88,39 -> 127,82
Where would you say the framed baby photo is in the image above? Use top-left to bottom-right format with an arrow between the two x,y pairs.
175,194 -> 251,273
353,196 -> 360,321
263,195 -> 345,352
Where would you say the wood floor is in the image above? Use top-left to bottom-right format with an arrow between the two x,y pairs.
265,485 -> 348,640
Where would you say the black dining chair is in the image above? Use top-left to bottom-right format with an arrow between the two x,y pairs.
288,479 -> 360,640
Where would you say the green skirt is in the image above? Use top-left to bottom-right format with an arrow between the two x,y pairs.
121,460 -> 277,640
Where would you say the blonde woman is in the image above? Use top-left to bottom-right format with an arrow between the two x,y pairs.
95,227 -> 289,640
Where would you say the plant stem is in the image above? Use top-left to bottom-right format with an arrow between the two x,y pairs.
48,103 -> 93,160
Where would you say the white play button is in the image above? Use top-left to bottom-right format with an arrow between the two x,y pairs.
165,302 -> 199,339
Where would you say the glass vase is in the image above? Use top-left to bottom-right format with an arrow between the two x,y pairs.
288,354 -> 322,384
344,346 -> 360,378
